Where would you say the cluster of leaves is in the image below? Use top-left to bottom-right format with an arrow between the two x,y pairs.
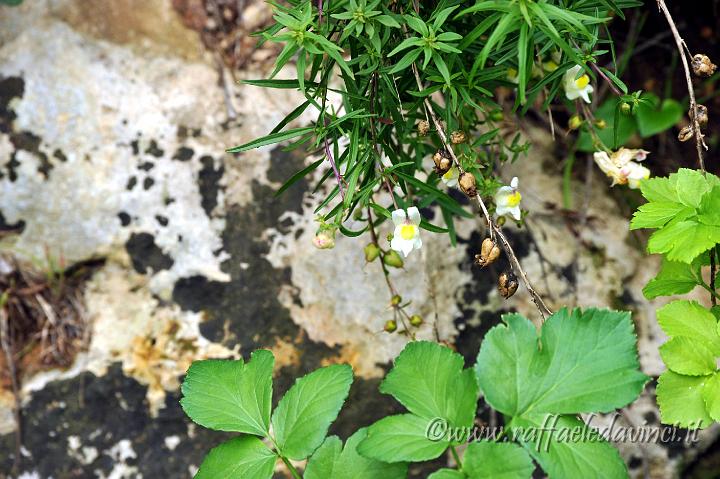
631,168 -> 720,427
231,0 -> 641,244
181,307 -> 646,478
0,0 -> 23,5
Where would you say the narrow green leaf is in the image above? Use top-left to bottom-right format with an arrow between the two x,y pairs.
227,127 -> 314,153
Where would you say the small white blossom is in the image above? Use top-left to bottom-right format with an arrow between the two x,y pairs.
593,148 -> 650,189
441,166 -> 459,188
390,207 -> 422,257
495,177 -> 522,221
563,65 -> 593,104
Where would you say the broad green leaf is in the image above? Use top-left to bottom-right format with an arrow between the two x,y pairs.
675,168 -> 712,208
656,300 -> 720,354
429,470 -> 466,479
271,364 -> 353,460
305,436 -> 342,479
643,258 -> 700,299
195,436 -> 276,479
630,201 -> 694,230
227,127 -> 314,153
476,308 -> 647,417
702,372 -> 720,422
698,185 -> 720,226
380,341 -> 478,427
181,351 -> 274,435
462,441 -> 534,479
332,428 -> 408,478
657,371 -> 713,428
358,414 -> 449,462
635,94 -> 683,138
511,414 -> 627,479
659,337 -> 717,376
647,220 -> 720,264
640,176 -> 679,203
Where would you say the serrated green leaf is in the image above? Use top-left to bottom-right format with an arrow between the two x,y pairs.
271,364 -> 353,460
429,470 -> 466,479
180,351 -> 274,435
656,300 -> 720,354
328,428 -> 408,478
698,185 -> 720,226
657,371 -> 713,428
702,373 -> 720,422
511,414 -> 627,479
304,436 -> 342,479
642,258 -> 700,299
476,308 -> 647,417
639,176 -> 679,203
660,337 -> 717,376
195,436 -> 277,479
630,201 -> 694,230
357,414 -> 449,462
647,220 -> 720,264
380,341 -> 478,427
462,441 -> 534,479
676,168 -> 712,208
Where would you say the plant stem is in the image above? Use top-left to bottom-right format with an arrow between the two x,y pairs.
656,0 -> 707,171
281,455 -> 303,479
449,445 -> 463,468
710,248 -> 717,306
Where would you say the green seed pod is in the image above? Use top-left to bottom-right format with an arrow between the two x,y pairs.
390,294 -> 402,306
384,250 -> 404,268
364,243 -> 381,262
568,115 -> 583,130
384,319 -> 398,333
620,102 -> 632,115
410,315 -> 423,327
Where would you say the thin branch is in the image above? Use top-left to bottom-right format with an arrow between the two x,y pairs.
711,248 -> 717,307
1,306 -> 22,474
656,0 -> 707,171
410,63 -> 552,320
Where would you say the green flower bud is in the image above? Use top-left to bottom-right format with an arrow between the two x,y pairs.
390,294 -> 402,306
620,102 -> 632,115
364,243 -> 381,262
568,115 -> 583,130
384,319 -> 397,333
410,315 -> 423,327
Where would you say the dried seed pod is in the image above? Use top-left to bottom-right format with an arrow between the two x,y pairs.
498,271 -> 519,299
458,172 -> 477,197
384,319 -> 397,333
691,104 -> 709,127
418,120 -> 430,137
692,54 -> 717,77
475,238 -> 501,267
678,125 -> 694,142
450,131 -> 467,144
409,315 -> 423,327
432,149 -> 452,175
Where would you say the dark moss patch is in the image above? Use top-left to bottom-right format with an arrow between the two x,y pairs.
125,233 -> 173,273
0,76 -> 24,134
117,212 -> 131,227
126,176 -> 137,190
172,146 -> 194,162
155,215 -> 169,227
9,131 -> 52,179
198,155 -> 224,216
138,161 -> 154,171
145,139 -> 164,158
143,177 -> 155,190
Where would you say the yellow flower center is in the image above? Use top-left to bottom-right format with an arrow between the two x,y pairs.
506,191 -> 522,207
442,168 -> 455,180
574,74 -> 590,89
400,224 -> 417,240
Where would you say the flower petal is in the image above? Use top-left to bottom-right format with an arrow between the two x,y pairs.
407,206 -> 421,225
510,177 -> 519,188
391,208 -> 407,225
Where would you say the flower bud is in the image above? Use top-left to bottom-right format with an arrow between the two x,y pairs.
384,319 -> 397,333
418,120 -> 430,137
678,125 -> 694,142
451,131 -> 467,144
496,216 -> 506,226
568,115 -> 583,130
364,243 -> 380,262
390,294 -> 402,306
498,271 -> 519,299
458,172 -> 477,197
594,119 -> 607,130
409,315 -> 423,327
475,238 -> 501,267
620,102 -> 632,115
312,229 -> 335,249
384,250 -> 404,268
692,54 -> 717,77
432,149 -> 452,175
490,110 -> 504,122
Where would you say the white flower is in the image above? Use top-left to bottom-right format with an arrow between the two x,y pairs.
593,148 -> 651,189
494,177 -> 522,221
441,166 -> 459,188
563,65 -> 593,104
390,207 -> 422,257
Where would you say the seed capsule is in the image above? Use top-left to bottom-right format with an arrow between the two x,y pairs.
475,238 -> 501,267
568,115 -> 583,130
450,131 -> 467,144
390,294 -> 402,306
458,172 -> 477,197
383,250 -> 404,268
692,54 -> 717,77
691,104 -> 708,127
384,319 -> 397,333
678,125 -> 694,142
364,243 -> 380,262
498,271 -> 519,299
594,119 -> 607,130
432,149 -> 452,175
620,102 -> 632,115
409,315 -> 423,327
418,120 -> 430,137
